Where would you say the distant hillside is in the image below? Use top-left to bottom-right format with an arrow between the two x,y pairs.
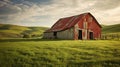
102,24 -> 120,34
0,24 -> 48,38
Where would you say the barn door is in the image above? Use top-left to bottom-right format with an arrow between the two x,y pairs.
53,32 -> 57,39
78,30 -> 82,40
89,32 -> 93,40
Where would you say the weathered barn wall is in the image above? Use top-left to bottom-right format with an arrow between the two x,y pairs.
57,27 -> 74,39
43,32 -> 54,39
43,28 -> 74,39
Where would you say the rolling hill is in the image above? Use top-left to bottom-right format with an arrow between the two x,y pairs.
0,24 -> 48,38
102,24 -> 120,34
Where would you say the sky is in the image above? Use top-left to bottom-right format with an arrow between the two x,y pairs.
0,0 -> 120,27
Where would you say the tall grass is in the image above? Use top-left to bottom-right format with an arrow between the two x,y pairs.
0,39 -> 120,67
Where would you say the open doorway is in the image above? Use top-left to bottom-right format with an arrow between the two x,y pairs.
78,30 -> 82,40
53,32 -> 57,38
89,32 -> 93,40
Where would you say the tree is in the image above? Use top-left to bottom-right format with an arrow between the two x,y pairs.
23,34 -> 31,38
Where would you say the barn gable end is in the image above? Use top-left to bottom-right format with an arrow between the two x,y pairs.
73,13 -> 101,40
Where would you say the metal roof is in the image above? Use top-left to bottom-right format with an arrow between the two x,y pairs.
45,13 -> 101,32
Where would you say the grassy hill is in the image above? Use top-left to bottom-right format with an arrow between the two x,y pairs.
0,39 -> 120,67
0,24 -> 48,38
102,24 -> 120,34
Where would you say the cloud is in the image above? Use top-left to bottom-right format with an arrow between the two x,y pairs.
0,0 -> 120,27
0,5 -> 21,15
93,0 -> 120,10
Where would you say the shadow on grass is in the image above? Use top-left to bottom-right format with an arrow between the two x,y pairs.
0,38 -> 64,42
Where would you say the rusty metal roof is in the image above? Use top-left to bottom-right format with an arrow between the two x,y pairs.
45,13 -> 101,32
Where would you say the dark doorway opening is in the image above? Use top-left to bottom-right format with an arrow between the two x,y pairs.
89,32 -> 93,40
78,30 -> 82,40
53,32 -> 57,38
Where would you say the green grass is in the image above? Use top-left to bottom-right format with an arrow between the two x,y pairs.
0,24 -> 48,38
0,39 -> 120,67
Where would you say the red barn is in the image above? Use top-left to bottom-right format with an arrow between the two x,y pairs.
43,12 -> 102,40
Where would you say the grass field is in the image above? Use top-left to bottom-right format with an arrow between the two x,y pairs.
0,39 -> 120,67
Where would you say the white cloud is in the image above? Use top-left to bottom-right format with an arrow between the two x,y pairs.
0,0 -> 120,27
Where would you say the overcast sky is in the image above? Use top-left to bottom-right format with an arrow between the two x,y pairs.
0,0 -> 120,27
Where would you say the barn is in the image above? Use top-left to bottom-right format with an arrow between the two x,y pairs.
43,12 -> 102,40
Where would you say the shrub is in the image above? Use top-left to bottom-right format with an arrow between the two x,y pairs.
23,34 -> 31,38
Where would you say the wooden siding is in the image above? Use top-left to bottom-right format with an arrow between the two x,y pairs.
43,32 -> 54,39
57,27 -> 74,39
43,28 -> 74,39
